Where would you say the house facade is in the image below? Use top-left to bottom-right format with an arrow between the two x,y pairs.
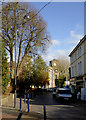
48,59 -> 59,88
69,35 -> 86,93
48,66 -> 55,88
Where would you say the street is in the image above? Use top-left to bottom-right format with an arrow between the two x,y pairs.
2,92 -> 86,120
30,92 -> 86,119
1,2 -> 86,120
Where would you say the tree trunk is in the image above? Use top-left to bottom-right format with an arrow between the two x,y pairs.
10,47 -> 13,82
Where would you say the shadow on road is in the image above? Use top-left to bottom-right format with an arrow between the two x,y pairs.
30,92 -> 73,106
17,112 -> 23,120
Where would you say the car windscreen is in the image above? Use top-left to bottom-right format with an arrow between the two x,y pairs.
54,89 -> 56,92
58,90 -> 71,94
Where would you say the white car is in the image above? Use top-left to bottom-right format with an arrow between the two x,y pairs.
56,88 -> 72,101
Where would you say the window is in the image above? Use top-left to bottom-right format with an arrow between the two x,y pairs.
80,61 -> 82,75
85,41 -> 86,52
58,90 -> 71,94
78,62 -> 80,75
55,75 -> 57,79
78,47 -> 82,58
75,52 -> 77,59
75,65 -> 77,76
78,61 -> 82,75
78,49 -> 79,57
71,55 -> 74,62
80,47 -> 82,56
53,62 -> 56,66
72,66 -> 74,77
54,70 -> 57,73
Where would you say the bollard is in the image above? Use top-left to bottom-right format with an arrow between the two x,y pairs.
20,98 -> 22,111
14,91 -> 16,108
27,94 -> 29,99
24,95 -> 26,103
44,105 -> 46,120
28,99 -> 29,112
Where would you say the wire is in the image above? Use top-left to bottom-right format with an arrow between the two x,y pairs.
29,0 -> 52,21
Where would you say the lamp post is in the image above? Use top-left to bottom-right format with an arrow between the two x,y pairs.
14,10 -> 17,108
34,54 -> 36,88
14,10 -> 30,108
33,52 -> 37,88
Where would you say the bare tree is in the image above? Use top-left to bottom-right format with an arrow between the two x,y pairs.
53,56 -> 70,79
57,56 -> 69,76
1,2 -> 50,80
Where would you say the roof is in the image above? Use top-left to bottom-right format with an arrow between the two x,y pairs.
49,59 -> 59,63
69,35 -> 86,57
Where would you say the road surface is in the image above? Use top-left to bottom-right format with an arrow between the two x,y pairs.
30,92 -> 86,120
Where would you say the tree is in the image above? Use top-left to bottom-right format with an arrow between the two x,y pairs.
20,55 -> 33,80
1,2 -> 50,81
17,54 -> 36,91
34,56 -> 49,87
19,55 -> 49,90
21,55 -> 34,89
54,56 -> 70,87
2,43 -> 10,94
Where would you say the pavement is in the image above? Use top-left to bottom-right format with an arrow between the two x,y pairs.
1,93 -> 44,120
2,107 -> 44,120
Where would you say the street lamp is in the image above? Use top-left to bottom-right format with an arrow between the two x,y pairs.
24,15 -> 30,20
14,11 -> 30,108
33,52 -> 38,88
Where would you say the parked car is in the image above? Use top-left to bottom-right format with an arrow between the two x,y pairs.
53,88 -> 56,97
56,88 -> 72,101
47,88 -> 54,92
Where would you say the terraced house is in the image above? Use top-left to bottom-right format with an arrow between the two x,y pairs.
69,35 -> 86,100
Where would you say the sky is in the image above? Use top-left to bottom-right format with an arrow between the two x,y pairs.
29,2 -> 84,65
5,1 -> 84,65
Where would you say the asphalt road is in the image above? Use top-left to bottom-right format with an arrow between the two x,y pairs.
30,92 -> 86,120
